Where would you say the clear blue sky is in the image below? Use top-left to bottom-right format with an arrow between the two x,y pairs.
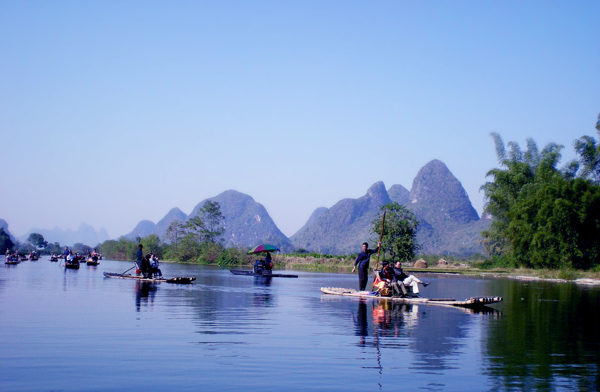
1,1 -> 599,239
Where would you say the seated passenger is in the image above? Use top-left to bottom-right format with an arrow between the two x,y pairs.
149,254 -> 162,278
393,261 -> 429,297
253,259 -> 266,274
371,261 -> 393,296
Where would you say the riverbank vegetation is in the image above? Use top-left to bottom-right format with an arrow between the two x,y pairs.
480,117 -> 600,271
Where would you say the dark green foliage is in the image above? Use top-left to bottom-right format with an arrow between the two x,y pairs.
141,235 -> 162,258
0,228 -> 14,252
372,202 -> 420,262
481,132 -> 600,270
216,247 -> 253,266
27,233 -> 48,248
507,170 -> 600,269
475,255 -> 517,270
72,243 -> 91,254
99,238 -> 139,261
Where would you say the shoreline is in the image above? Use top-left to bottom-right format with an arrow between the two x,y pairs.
148,258 -> 600,286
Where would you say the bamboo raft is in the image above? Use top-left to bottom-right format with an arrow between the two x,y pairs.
321,287 -> 502,309
229,270 -> 298,278
103,272 -> 196,284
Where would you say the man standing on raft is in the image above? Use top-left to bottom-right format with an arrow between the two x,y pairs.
352,241 -> 381,291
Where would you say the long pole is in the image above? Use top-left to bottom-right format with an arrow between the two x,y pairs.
374,211 -> 386,271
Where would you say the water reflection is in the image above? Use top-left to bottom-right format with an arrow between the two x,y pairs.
135,281 -> 158,312
484,279 -> 600,391
252,276 -> 273,307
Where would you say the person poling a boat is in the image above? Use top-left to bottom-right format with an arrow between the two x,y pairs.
351,241 -> 381,291
135,244 -> 145,276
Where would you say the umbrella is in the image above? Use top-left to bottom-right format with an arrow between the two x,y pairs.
248,244 -> 280,254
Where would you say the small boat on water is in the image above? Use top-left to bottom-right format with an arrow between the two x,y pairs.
229,270 -> 298,278
65,260 -> 80,269
5,256 -> 19,265
103,272 -> 196,284
49,255 -> 58,262
320,287 -> 503,309
86,257 -> 100,266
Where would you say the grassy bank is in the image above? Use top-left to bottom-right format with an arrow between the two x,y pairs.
270,254 -> 600,281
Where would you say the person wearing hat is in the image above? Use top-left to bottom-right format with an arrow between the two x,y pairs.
351,241 -> 381,291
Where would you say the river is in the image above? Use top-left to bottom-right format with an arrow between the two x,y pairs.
1,258 -> 598,391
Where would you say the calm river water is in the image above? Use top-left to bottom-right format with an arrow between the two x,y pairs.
1,259 -> 599,391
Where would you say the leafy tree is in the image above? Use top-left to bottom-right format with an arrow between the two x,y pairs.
185,201 -> 225,244
569,114 -> 600,183
371,202 -> 420,263
141,234 -> 162,258
507,165 -> 600,269
27,233 -> 48,248
72,243 -> 91,254
481,132 -> 600,269
174,234 -> 202,262
0,228 -> 14,252
481,134 -> 564,256
166,220 -> 184,251
99,238 -> 139,261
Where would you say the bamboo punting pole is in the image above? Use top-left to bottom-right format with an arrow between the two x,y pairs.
374,211 -> 386,271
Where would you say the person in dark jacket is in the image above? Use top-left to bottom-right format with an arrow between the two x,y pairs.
390,262 -> 408,297
393,261 -> 429,297
136,244 -> 144,275
351,241 -> 381,291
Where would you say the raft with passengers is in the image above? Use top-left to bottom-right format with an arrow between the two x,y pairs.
229,244 -> 298,278
321,221 -> 503,310
104,244 -> 195,284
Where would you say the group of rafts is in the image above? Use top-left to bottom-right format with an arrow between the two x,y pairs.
103,243 -> 503,310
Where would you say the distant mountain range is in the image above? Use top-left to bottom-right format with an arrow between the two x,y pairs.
8,159 -> 489,255
0,219 -> 16,242
18,223 -> 110,247
121,191 -> 293,251
291,160 -> 489,255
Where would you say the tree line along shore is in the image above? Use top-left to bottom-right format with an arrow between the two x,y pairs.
3,116 -> 600,281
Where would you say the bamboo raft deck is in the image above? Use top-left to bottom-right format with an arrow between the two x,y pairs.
229,270 -> 298,278
103,272 -> 196,284
321,287 -> 502,309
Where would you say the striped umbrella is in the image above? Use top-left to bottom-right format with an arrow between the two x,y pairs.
247,244 -> 280,254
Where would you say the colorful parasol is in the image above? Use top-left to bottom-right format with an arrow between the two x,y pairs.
248,244 -> 280,254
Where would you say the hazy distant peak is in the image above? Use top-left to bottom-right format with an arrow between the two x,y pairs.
388,184 -> 410,205
410,159 -> 479,223
363,181 -> 391,207
290,207 -> 329,238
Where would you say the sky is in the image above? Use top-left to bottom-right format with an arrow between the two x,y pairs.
1,1 -> 599,239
